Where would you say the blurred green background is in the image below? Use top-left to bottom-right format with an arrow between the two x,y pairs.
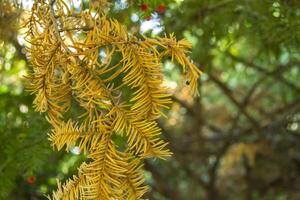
1,0 -> 300,199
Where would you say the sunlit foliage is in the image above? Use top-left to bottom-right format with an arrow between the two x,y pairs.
24,0 -> 201,199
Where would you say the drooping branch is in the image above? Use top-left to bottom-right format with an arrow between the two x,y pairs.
24,0 -> 201,199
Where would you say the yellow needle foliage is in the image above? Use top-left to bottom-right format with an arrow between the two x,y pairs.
24,0 -> 202,199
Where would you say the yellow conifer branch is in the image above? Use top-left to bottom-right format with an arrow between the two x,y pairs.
24,0 -> 201,199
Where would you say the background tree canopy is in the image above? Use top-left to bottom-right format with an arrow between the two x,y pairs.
1,0 -> 300,199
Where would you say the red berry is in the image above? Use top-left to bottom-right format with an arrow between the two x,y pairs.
26,176 -> 36,184
144,15 -> 152,21
156,3 -> 166,14
140,3 -> 149,11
